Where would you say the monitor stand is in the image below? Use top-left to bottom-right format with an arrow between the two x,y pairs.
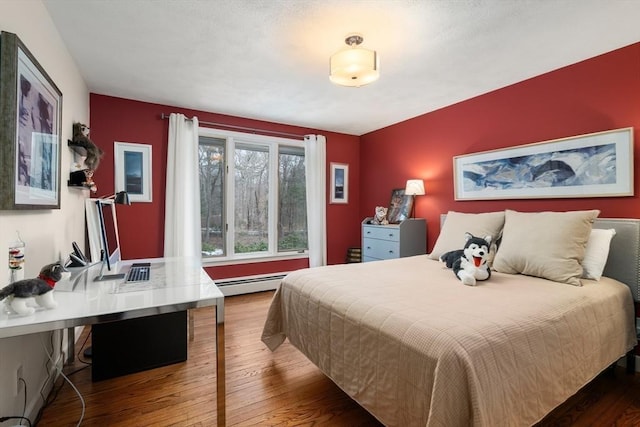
93,259 -> 125,282
94,273 -> 125,282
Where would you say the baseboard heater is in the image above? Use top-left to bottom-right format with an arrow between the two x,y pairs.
215,273 -> 288,296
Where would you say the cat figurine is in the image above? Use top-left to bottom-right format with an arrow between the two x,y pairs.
0,262 -> 66,316
371,206 -> 389,225
67,122 -> 104,171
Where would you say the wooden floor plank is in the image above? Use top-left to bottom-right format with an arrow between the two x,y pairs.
37,290 -> 640,426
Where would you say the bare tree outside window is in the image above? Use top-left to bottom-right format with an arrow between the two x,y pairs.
199,137 -> 225,256
278,146 -> 307,251
199,132 -> 307,259
234,144 -> 269,253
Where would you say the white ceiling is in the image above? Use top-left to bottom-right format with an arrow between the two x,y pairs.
43,0 -> 640,136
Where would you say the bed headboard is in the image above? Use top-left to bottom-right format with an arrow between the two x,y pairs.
440,215 -> 640,301
594,219 -> 640,301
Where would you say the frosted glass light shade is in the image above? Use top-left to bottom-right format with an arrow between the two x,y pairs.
405,179 -> 425,196
330,46 -> 379,87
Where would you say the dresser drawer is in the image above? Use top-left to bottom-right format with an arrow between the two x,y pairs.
361,218 -> 427,263
363,237 -> 400,260
362,226 -> 400,242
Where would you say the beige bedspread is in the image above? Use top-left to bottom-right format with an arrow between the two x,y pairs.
261,255 -> 637,426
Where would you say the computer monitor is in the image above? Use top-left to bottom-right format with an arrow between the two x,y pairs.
96,199 -> 121,272
85,198 -> 124,281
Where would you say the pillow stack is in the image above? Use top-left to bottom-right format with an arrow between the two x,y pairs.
492,210 -> 599,286
429,209 -> 611,286
428,211 -> 505,261
581,228 -> 616,281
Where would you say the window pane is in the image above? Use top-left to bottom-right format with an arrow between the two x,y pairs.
235,143 -> 269,253
278,146 -> 307,251
199,136 -> 225,257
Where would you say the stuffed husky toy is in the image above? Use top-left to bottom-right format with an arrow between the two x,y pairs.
440,233 -> 492,286
0,262 -> 66,316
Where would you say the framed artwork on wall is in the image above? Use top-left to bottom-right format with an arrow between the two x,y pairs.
453,127 -> 634,201
0,31 -> 63,209
330,162 -> 348,204
115,142 -> 152,202
387,188 -> 413,224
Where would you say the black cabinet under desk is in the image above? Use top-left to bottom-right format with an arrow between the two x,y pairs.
90,310 -> 188,381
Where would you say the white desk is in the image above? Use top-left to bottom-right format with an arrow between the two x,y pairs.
0,257 -> 226,427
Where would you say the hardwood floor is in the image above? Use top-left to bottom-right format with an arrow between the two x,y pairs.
37,291 -> 640,426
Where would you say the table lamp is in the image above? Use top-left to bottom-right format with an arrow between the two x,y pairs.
404,179 -> 425,218
103,190 -> 131,205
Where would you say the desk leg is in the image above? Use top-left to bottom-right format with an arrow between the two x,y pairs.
189,309 -> 195,341
66,327 -> 75,364
215,301 -> 226,427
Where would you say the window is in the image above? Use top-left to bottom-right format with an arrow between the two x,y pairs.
278,146 -> 307,251
199,136 -> 225,256
199,128 -> 307,261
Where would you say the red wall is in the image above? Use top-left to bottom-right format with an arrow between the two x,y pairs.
89,95 -> 360,278
89,42 -> 639,278
360,42 -> 640,251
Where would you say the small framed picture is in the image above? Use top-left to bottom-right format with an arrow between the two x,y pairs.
0,31 -> 63,209
330,162 -> 348,204
387,188 -> 413,223
114,142 -> 152,202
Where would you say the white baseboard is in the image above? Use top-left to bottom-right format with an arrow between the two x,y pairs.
216,273 -> 287,296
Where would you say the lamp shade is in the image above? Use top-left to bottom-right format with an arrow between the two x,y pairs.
113,191 -> 131,205
330,35 -> 379,87
405,179 -> 425,196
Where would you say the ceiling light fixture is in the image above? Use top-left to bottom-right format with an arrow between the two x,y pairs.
329,34 -> 379,87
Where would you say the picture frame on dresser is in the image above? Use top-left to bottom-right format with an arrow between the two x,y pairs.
387,188 -> 413,224
0,31 -> 62,210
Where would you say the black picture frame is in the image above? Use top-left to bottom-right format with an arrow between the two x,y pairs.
0,31 -> 62,210
387,188 -> 413,224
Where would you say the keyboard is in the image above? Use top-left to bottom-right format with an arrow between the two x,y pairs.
125,263 -> 151,282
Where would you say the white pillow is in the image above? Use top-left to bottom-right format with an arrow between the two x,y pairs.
582,228 -> 616,281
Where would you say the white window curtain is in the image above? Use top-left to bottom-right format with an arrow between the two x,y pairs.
304,134 -> 327,267
164,113 -> 201,258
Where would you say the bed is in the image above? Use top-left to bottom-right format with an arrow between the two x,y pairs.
261,211 -> 639,426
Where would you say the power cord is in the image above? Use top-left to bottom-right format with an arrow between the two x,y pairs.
33,330 -> 92,425
0,416 -> 31,427
76,329 -> 93,365
20,377 -> 28,426
39,336 -> 85,426
0,380 -> 32,427
37,332 -> 57,413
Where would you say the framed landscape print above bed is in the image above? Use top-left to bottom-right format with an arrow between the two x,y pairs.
453,127 -> 633,201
